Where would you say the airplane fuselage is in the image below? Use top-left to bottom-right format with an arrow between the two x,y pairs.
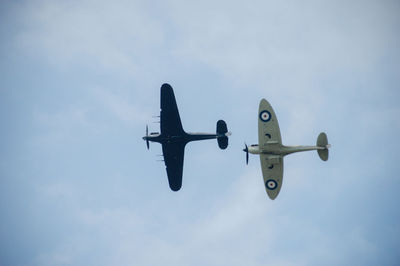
248,143 -> 326,156
143,132 -> 222,145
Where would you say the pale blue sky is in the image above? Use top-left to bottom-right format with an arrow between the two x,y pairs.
1,0 -> 400,265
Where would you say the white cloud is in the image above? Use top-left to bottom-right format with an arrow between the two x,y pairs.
93,87 -> 149,125
16,0 -> 166,76
32,105 -> 92,147
166,0 -> 399,93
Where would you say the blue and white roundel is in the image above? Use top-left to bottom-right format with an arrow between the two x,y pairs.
265,179 -> 278,190
259,110 -> 271,122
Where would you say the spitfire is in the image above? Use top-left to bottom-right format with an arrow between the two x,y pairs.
243,98 -> 330,200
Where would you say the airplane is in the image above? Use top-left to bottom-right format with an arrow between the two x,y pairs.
243,98 -> 330,200
143,83 -> 231,191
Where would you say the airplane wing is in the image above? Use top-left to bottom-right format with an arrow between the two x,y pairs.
260,154 -> 284,199
160,83 -> 185,136
258,98 -> 282,146
258,98 -> 283,199
162,142 -> 185,191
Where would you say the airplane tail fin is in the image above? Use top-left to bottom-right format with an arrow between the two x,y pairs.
216,120 -> 230,149
316,132 -> 330,161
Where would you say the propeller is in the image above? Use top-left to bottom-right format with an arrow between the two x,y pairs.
145,125 -> 149,149
243,143 -> 249,165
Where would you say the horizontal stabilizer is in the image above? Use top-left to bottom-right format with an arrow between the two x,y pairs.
218,137 -> 228,149
217,120 -> 227,135
317,132 -> 329,161
216,120 -> 229,149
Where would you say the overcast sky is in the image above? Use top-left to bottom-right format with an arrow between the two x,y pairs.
1,0 -> 399,265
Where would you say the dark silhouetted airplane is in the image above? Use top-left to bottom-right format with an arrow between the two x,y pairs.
143,83 -> 231,191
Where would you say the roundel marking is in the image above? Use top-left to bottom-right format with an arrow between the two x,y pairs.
259,110 -> 271,122
265,179 -> 278,190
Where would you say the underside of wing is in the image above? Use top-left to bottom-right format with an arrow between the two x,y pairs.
258,99 -> 282,147
160,83 -> 185,136
260,154 -> 284,200
162,142 -> 185,191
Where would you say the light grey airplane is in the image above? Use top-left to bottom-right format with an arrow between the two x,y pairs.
243,99 -> 330,200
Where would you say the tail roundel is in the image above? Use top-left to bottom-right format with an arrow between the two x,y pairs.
216,120 -> 230,149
